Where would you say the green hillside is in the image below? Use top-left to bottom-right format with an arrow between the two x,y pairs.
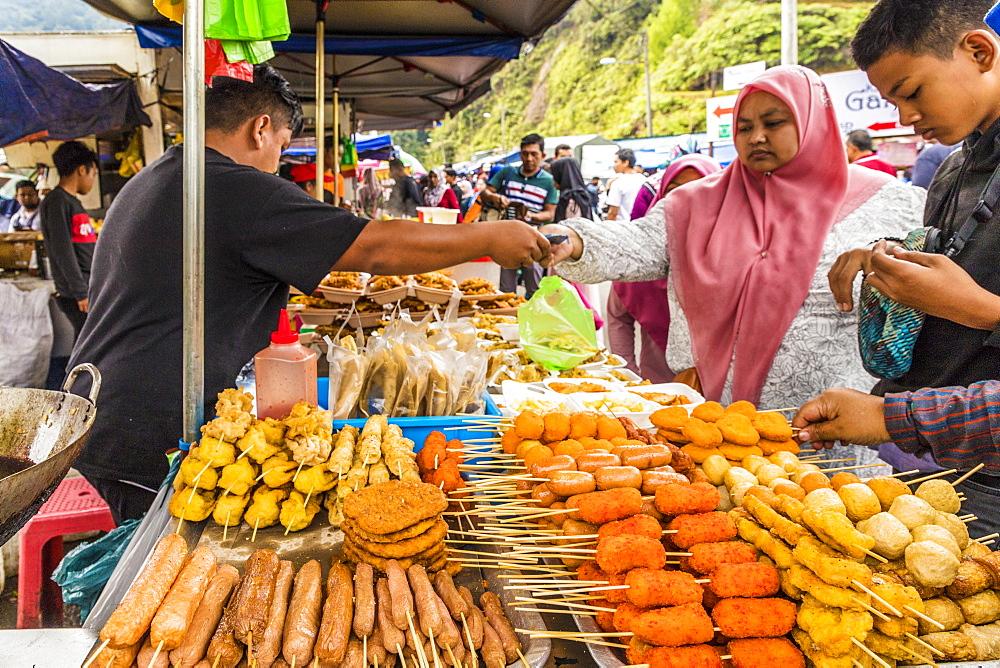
421,0 -> 873,164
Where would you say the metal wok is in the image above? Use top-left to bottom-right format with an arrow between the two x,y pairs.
0,364 -> 101,544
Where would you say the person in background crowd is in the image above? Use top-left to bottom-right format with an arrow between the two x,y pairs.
482,133 -> 559,297
845,129 -> 898,176
586,176 -> 603,217
322,136 -> 346,202
606,154 -> 723,384
444,168 -> 463,207
605,148 -> 646,221
67,64 -> 550,521
423,169 -> 460,209
458,180 -> 475,217
41,140 -> 98,339
356,167 -> 384,219
9,180 -> 41,231
817,0 -> 1000,535
554,144 -> 573,159
289,163 -> 334,204
386,157 -> 422,218
544,66 -> 926,472
911,140 -> 959,189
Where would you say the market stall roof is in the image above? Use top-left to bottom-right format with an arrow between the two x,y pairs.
0,38 -> 151,148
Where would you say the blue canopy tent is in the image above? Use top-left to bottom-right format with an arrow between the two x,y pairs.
0,38 -> 151,148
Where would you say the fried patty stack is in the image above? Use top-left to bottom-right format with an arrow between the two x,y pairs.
342,480 -> 458,574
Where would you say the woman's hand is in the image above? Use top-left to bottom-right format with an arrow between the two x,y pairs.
792,388 -> 890,449
827,240 -> 899,312
538,224 -> 583,267
867,245 -> 1000,330
485,220 -> 551,269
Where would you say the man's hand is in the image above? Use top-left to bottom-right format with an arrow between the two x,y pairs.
77,298 -> 89,313
487,221 -> 551,269
828,248 -> 873,312
538,225 -> 583,267
792,387 -> 889,449
868,245 -> 1000,330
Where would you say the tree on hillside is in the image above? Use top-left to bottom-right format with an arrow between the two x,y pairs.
0,0 -> 126,31
648,0 -> 702,65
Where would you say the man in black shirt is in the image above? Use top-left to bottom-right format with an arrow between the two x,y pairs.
385,158 -> 422,218
39,141 -> 98,338
68,65 -> 550,522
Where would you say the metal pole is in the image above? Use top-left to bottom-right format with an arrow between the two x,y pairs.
182,0 -> 205,442
643,31 -> 653,138
781,0 -> 798,65
314,8 -> 325,201
333,58 -> 340,207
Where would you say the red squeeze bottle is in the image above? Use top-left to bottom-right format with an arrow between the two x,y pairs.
254,309 -> 317,419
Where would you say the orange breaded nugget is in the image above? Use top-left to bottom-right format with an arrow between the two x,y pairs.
626,569 -> 703,608
691,401 -> 725,423
597,417 -> 627,441
605,571 -> 629,603
425,430 -> 447,448
716,414 -> 760,447
613,601 -> 650,633
632,603 -> 715,647
515,439 -> 543,459
609,436 -> 631,447
569,413 -> 599,440
552,439 -> 585,458
681,418 -> 723,448
577,436 -> 598,449
756,438 -> 799,455
514,410 -> 544,440
751,412 -> 793,441
587,439 -> 614,451
718,443 -> 763,461
596,535 -> 667,574
576,561 -> 609,582
680,444 -> 723,464
598,514 -> 662,541
654,482 -> 720,515
658,429 -> 690,444
542,412 -> 572,443
522,444 -> 554,470
650,406 -> 689,431
500,428 -> 521,454
724,400 -> 758,418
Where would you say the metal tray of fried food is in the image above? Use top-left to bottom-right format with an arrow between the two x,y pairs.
86,480 -> 551,668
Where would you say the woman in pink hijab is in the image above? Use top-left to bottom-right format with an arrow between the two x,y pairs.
547,66 -> 925,456
607,154 -> 722,382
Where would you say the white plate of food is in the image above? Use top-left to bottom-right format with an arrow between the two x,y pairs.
626,382 -> 705,412
500,380 -> 582,414
542,377 -> 620,394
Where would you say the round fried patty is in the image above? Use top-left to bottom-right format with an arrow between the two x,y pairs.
342,539 -> 448,573
344,480 -> 448,535
342,518 -> 447,558
341,516 -> 438,543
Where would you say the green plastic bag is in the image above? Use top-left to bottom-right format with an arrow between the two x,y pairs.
518,276 -> 599,371
206,0 -> 290,42
222,38 -> 275,64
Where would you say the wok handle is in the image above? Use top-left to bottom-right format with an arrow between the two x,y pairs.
63,363 -> 102,405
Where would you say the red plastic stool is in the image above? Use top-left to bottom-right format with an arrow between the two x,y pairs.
17,476 -> 115,628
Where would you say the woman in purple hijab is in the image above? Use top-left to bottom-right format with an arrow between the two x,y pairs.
607,154 -> 722,382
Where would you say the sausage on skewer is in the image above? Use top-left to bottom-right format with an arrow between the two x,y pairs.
255,560 -> 295,667
314,562 -> 354,664
169,564 -> 240,667
282,559 -> 323,667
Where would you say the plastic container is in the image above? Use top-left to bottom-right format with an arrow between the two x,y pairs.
254,309 -> 318,419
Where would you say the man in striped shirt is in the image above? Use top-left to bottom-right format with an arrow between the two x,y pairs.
482,133 -> 558,297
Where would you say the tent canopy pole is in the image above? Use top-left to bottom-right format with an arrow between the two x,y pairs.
182,0 -> 206,442
314,0 -> 326,201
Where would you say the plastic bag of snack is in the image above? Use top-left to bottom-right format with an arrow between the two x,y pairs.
519,276 -> 599,370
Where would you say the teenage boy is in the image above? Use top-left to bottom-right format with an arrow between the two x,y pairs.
40,141 -> 98,338
482,133 -> 558,297
806,0 -> 1000,533
68,65 -> 550,521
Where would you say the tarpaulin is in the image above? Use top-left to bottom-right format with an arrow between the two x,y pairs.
136,25 -> 523,59
0,39 -> 152,148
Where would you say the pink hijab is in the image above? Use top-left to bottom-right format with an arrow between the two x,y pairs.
614,154 -> 722,352
666,65 -> 892,403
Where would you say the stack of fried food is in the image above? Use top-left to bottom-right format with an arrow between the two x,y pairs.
368,275 -> 411,292
651,400 -> 799,465
168,394 -> 421,535
475,293 -> 526,310
416,431 -> 468,502
341,479 -> 459,575
320,271 -> 366,291
414,271 -> 458,291
458,277 -> 498,296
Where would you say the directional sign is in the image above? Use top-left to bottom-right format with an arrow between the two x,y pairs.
820,70 -> 912,138
723,61 -> 767,91
706,94 -> 738,143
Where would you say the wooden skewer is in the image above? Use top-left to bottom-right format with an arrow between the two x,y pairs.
223,510 -> 231,542
516,648 -> 531,668
407,612 -> 429,668
518,632 -> 629,649
291,459 -> 306,484
906,632 -> 945,658
816,463 -> 885,473
763,407 -> 799,413
290,657 -> 296,668
962,515 -> 979,523
214,655 -> 222,668
862,468 -> 920,481
251,517 -> 261,542
176,506 -> 187,535
852,597 -> 891,622
952,463 -> 986,486
905,469 -> 958,485
516,607 -> 596,616
904,605 -> 945,630
851,637 -> 891,668
974,532 -> 1000,543
81,638 -> 110,668
852,580 -> 902,617
980,539 -> 997,546
507,583 -> 628,595
897,644 -> 938,668
858,546 -> 889,564
800,457 -> 855,464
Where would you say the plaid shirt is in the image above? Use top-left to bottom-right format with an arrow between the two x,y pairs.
885,380 -> 1000,473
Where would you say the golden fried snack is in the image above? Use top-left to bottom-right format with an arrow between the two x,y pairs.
742,495 -> 810,546
244,487 -> 289,530
681,444 -> 723,464
787,564 -> 866,610
179,453 -> 219,490
691,401 -> 725,422
757,438 -> 799,455
213,492 -> 249,526
857,512 -> 913,560
716,414 -> 760,446
656,429 -> 689,444
866,476 -> 912,511
218,457 -> 256,497
279,490 -> 321,533
751,412 -> 793,441
343,480 -> 448,535
342,519 -> 447,558
724,401 -> 757,418
261,457 -> 297,488
793,536 -> 873,588
294,464 -> 337,495
918,631 -> 977,661
935,512 -> 971,550
569,413 -> 599,440
796,593 -> 873,656
838,483 -> 881,522
342,517 -> 438,543
915,479 -> 962,514
543,412 -> 572,443
650,406 -> 689,431
514,410 -> 544,440
732,514 -> 794,568
260,417 -> 286,446
719,443 -> 763,461
911,525 -> 962,560
905,541 -> 961,588
681,418 -> 723,448
802,505 -> 876,561
830,472 -> 862,490
236,424 -> 280,464
921,598 -> 965,633
168,486 -> 216,522
596,417 -> 627,441
198,437 -> 236,468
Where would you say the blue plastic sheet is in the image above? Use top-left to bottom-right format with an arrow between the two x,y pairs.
0,39 -> 151,148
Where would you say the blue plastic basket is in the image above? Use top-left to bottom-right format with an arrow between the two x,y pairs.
317,377 -> 502,450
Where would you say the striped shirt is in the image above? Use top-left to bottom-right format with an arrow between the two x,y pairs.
884,380 -> 1000,473
488,165 -> 558,212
